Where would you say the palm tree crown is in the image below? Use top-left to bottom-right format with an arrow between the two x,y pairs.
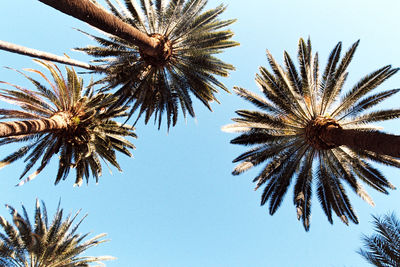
223,38 -> 400,230
0,60 -> 136,186
0,199 -> 113,266
77,0 -> 238,129
359,213 -> 400,266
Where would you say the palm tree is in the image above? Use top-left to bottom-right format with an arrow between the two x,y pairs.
0,199 -> 113,266
0,59 -> 136,186
223,38 -> 400,230
38,0 -> 238,129
359,213 -> 400,266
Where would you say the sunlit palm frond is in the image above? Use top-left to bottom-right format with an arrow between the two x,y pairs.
0,200 -> 114,266
224,38 -> 399,230
76,0 -> 238,129
0,60 -> 136,186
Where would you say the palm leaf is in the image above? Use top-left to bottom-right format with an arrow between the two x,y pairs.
359,213 -> 400,266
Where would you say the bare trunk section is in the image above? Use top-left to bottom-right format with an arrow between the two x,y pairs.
38,0 -> 160,56
323,125 -> 400,158
0,40 -> 105,71
0,113 -> 70,138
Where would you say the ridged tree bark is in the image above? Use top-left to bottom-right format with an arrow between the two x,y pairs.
0,112 -> 70,138
322,125 -> 400,158
0,40 -> 105,71
38,0 -> 161,57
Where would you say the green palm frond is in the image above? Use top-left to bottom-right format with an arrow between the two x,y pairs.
0,60 -> 137,186
359,213 -> 400,266
224,38 -> 400,230
76,0 -> 238,129
0,200 -> 114,266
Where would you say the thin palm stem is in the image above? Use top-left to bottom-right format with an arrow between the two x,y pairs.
0,40 -> 104,71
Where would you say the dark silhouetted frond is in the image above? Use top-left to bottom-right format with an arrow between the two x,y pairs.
359,213 -> 400,266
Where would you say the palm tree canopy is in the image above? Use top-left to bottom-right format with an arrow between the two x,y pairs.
223,38 -> 400,231
359,213 -> 400,266
76,0 -> 238,129
0,60 -> 137,186
0,199 -> 113,266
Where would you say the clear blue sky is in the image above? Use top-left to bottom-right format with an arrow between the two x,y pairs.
1,0 -> 400,266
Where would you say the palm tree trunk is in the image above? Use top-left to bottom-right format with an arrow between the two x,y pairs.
38,0 -> 160,56
0,40 -> 105,71
323,125 -> 400,158
0,112 -> 70,138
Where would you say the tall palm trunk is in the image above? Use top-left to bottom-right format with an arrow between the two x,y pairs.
0,40 -> 104,71
0,112 -> 70,138
323,126 -> 400,158
38,0 -> 160,56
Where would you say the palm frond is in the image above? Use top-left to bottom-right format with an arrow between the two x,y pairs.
338,89 -> 400,121
359,213 -> 400,266
332,66 -> 399,117
319,41 -> 342,115
293,149 -> 314,231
